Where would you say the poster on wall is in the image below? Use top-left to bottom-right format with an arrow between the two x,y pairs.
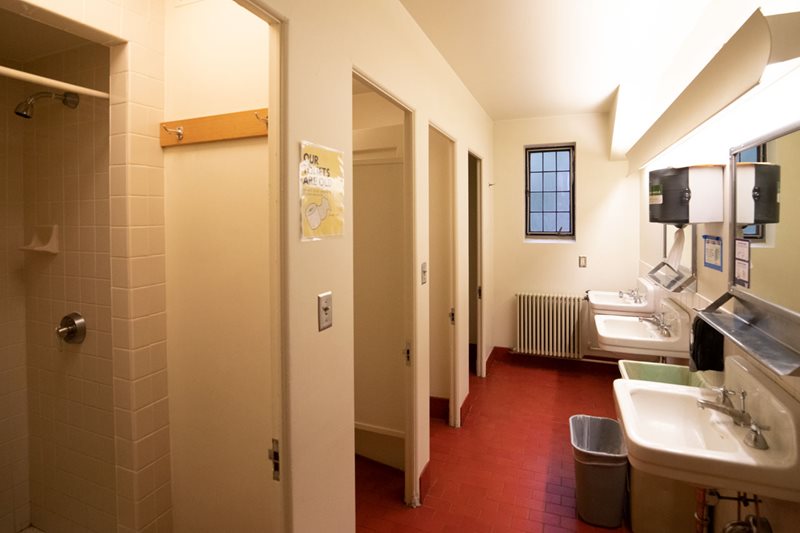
299,141 -> 344,240
702,235 -> 723,272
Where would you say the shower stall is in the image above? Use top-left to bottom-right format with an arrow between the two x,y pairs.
0,18 -> 114,532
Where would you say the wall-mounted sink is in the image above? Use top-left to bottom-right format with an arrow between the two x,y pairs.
595,299 -> 690,358
588,277 -> 656,315
614,356 -> 800,502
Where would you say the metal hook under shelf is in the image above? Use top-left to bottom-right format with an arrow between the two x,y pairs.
162,124 -> 184,141
254,111 -> 268,127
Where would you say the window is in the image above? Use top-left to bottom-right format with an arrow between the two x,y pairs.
525,144 -> 575,237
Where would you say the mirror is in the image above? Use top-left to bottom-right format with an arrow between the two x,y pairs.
732,128 -> 800,314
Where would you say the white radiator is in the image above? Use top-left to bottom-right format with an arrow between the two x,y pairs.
515,293 -> 582,358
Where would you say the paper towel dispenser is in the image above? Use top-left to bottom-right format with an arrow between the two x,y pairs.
736,162 -> 780,224
649,165 -> 723,225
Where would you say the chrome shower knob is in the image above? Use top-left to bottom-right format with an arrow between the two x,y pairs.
56,312 -> 86,344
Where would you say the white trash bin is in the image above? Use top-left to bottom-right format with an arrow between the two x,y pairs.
569,415 -> 628,528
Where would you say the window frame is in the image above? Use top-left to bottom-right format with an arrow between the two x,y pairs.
524,143 -> 576,238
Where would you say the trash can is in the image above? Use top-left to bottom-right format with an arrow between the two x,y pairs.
569,414 -> 628,528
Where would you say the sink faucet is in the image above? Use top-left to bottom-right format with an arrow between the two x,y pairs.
697,388 -> 770,449
697,395 -> 752,427
619,288 -> 643,303
638,312 -> 671,337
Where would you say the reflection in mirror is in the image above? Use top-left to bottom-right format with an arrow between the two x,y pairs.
734,129 -> 800,313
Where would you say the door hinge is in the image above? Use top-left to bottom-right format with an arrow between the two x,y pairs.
404,342 -> 411,366
268,438 -> 280,481
449,308 -> 455,324
477,286 -> 482,299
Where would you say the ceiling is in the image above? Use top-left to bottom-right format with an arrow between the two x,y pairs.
0,8 -> 90,64
399,0 -> 719,121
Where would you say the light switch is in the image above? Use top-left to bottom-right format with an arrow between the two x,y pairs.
578,256 -> 587,268
318,291 -> 332,331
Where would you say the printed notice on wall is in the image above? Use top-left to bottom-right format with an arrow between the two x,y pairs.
702,235 -> 723,272
300,141 -> 344,240
734,238 -> 751,288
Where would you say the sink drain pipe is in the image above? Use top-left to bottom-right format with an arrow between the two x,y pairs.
695,488 -> 712,533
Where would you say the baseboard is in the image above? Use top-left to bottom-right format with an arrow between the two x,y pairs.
429,396 -> 449,421
354,426 -> 404,470
419,460 -> 431,503
459,391 -> 474,425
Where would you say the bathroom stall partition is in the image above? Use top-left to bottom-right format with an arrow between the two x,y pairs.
428,126 -> 454,424
352,76 -> 413,499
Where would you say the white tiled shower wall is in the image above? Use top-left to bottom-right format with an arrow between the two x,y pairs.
0,71 -> 28,533
19,43 -> 116,532
0,0 -> 170,530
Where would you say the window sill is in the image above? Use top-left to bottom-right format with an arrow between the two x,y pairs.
524,237 -> 576,244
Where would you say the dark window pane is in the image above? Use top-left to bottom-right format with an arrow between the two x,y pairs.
737,147 -> 758,163
543,172 -> 556,191
530,152 -> 542,171
530,213 -> 543,232
543,192 -> 556,212
543,212 -> 556,232
556,150 -> 570,171
557,192 -> 570,211
543,151 -> 556,171
557,212 -> 571,233
530,172 -> 543,192
557,172 -> 570,191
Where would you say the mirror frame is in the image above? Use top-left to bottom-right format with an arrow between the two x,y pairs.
716,119 -> 800,375
728,118 -> 800,298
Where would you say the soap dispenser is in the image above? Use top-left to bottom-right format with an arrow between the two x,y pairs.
649,165 -> 723,225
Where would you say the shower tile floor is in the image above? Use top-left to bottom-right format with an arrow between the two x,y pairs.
356,349 -> 631,532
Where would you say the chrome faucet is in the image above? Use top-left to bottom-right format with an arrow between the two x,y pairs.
697,396 -> 752,427
638,312 -> 671,337
696,388 -> 770,449
619,288 -> 643,303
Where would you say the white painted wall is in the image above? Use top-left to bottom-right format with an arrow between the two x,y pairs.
253,0 -> 493,526
163,1 -> 272,531
492,113 -> 636,348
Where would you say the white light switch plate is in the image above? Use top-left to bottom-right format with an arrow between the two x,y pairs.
318,291 -> 332,331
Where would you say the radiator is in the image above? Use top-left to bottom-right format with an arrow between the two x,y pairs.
515,293 -> 582,358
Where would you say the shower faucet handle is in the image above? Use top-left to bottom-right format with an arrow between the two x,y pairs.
55,312 -> 86,344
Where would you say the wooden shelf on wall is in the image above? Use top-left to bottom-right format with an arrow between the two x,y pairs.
160,108 -> 268,147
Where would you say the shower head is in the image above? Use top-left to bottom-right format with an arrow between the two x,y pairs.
14,91 -> 80,119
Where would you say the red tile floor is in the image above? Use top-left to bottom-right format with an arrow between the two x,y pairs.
356,349 -> 632,532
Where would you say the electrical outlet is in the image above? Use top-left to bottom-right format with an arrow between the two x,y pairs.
318,291 -> 332,331
578,256 -> 587,268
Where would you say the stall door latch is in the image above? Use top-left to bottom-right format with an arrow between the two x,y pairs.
268,439 -> 280,481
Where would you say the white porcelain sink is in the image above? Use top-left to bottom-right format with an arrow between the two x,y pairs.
588,278 -> 656,315
588,290 -> 652,314
594,299 -> 689,357
614,356 -> 800,501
